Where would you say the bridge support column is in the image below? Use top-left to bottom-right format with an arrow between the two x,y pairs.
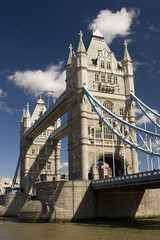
128,100 -> 138,173
55,140 -> 60,179
23,157 -> 30,194
80,97 -> 88,180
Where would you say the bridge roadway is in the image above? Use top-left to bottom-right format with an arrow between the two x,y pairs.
25,91 -> 67,139
91,170 -> 160,191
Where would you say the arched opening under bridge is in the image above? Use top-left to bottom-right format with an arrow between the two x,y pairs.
96,154 -> 127,179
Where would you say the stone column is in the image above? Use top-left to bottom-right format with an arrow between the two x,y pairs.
80,96 -> 88,180
128,100 -> 138,173
55,140 -> 61,179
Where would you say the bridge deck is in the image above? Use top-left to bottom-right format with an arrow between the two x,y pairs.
25,91 -> 66,138
91,170 -> 160,190
49,121 -> 68,140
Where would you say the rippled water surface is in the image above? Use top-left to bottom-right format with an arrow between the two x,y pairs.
0,217 -> 160,240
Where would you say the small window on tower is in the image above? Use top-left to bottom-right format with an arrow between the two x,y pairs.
95,74 -> 99,82
101,75 -> 105,82
46,161 -> 51,170
95,129 -> 102,139
120,108 -> 124,116
32,149 -> 35,154
107,75 -> 111,83
113,76 -> 118,84
107,61 -> 111,69
101,61 -> 105,69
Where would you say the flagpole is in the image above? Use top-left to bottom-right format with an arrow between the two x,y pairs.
48,91 -> 57,108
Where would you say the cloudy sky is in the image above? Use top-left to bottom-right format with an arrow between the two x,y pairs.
0,0 -> 160,178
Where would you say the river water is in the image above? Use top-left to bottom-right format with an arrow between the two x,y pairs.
0,217 -> 160,240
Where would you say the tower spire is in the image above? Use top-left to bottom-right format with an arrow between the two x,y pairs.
25,103 -> 30,118
77,30 -> 86,53
123,40 -> 132,62
67,44 -> 73,65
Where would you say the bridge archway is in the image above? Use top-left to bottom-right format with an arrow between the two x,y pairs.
96,154 -> 127,179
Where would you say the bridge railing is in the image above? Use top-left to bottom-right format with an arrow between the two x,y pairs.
92,170 -> 160,189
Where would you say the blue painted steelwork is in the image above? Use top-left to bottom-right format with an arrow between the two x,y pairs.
131,92 -> 160,128
83,85 -> 160,157
91,170 -> 160,190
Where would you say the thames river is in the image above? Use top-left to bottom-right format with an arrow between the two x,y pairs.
0,217 -> 160,240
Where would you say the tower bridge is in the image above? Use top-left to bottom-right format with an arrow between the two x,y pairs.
18,27 -> 160,194
0,29 -> 160,221
2,27 -> 160,221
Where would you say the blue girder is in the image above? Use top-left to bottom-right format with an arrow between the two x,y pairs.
131,92 -> 160,128
83,85 -> 160,157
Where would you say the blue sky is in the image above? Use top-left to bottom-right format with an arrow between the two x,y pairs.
0,0 -> 160,178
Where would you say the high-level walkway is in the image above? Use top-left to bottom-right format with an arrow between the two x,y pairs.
25,91 -> 67,138
92,170 -> 160,190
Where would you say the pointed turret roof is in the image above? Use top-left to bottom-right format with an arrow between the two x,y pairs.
67,44 -> 73,65
25,103 -> 30,118
31,96 -> 47,125
77,30 -> 86,53
123,40 -> 132,62
87,26 -> 112,65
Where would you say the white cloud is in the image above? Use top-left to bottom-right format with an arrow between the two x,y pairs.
0,100 -> 22,114
135,107 -> 159,126
133,61 -> 149,72
89,8 -> 140,44
60,162 -> 68,168
148,25 -> 160,33
0,88 -> 7,98
60,162 -> 68,173
8,62 -> 66,97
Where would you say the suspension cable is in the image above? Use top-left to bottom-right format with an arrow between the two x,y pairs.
93,110 -> 96,180
102,122 -> 105,178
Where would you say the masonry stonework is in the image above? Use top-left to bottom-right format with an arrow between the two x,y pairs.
66,28 -> 138,181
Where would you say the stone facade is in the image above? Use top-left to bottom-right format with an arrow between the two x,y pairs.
66,28 -> 138,181
20,97 -> 61,194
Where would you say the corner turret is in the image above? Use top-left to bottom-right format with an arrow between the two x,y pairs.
76,31 -> 87,87
122,40 -> 134,95
122,40 -> 133,76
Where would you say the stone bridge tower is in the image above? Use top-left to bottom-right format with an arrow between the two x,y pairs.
66,28 -> 138,180
20,97 -> 61,194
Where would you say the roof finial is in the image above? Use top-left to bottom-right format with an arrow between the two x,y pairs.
25,103 -> 30,118
123,39 -> 132,62
124,40 -> 128,48
79,30 -> 83,40
77,30 -> 86,53
69,44 -> 73,53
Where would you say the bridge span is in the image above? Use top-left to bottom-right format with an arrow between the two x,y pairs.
25,91 -> 67,139
91,170 -> 160,191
